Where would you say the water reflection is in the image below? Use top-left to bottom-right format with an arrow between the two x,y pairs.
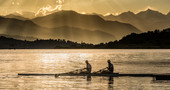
86,76 -> 114,90
108,77 -> 114,90
85,76 -> 114,90
109,76 -> 114,84
87,75 -> 91,81
0,49 -> 170,89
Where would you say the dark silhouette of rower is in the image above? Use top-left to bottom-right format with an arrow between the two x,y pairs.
85,60 -> 92,74
107,60 -> 114,73
98,60 -> 114,74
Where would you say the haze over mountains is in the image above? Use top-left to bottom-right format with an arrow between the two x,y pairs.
8,12 -> 36,19
32,10 -> 141,39
5,14 -> 28,21
0,28 -> 169,49
0,9 -> 169,43
102,9 -> 170,32
0,16 -> 116,43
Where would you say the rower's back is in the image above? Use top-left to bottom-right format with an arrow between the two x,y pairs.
108,60 -> 114,73
86,60 -> 92,73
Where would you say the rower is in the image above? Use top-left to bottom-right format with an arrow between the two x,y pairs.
94,60 -> 114,74
85,60 -> 92,74
107,60 -> 114,73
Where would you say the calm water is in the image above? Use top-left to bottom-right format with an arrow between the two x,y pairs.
0,49 -> 170,90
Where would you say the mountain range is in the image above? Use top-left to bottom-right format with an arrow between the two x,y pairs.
0,16 -> 116,43
32,10 -> 141,39
0,10 -> 142,43
0,9 -> 169,44
101,9 -> 170,32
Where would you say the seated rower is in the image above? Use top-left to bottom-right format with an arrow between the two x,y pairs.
99,60 -> 114,74
107,60 -> 114,73
85,60 -> 92,73
80,60 -> 92,74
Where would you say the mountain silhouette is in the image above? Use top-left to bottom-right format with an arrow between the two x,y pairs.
167,12 -> 170,18
32,10 -> 141,39
0,34 -> 37,41
5,14 -> 28,20
0,28 -> 170,49
137,9 -> 166,18
8,12 -> 36,19
102,9 -> 170,32
104,28 -> 170,49
50,26 -> 116,43
102,11 -> 145,31
0,16 -> 115,43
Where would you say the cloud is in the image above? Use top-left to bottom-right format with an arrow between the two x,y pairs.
0,0 -> 169,15
35,0 -> 64,16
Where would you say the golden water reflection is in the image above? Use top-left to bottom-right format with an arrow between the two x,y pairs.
0,49 -> 170,89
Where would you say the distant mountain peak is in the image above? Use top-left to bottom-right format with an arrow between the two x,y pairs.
5,14 -> 28,20
146,9 -> 161,13
121,11 -> 134,15
7,11 -> 36,19
57,10 -> 77,13
127,11 -> 134,14
55,10 -> 81,15
137,9 -> 164,16
35,10 -> 103,21
105,14 -> 114,17
146,8 -> 153,11
41,10 -> 85,18
118,11 -> 135,17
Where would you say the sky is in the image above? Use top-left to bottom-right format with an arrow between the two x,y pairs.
0,0 -> 170,15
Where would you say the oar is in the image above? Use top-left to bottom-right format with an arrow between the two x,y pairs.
93,67 -> 108,74
55,68 -> 86,78
71,68 -> 86,73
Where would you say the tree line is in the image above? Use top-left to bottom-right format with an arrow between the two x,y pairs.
0,28 -> 170,49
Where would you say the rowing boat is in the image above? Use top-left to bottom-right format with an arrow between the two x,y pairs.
18,73 -> 119,77
18,73 -> 155,77
57,73 -> 120,77
18,73 -> 170,80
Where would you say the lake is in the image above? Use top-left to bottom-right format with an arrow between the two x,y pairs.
0,49 -> 170,90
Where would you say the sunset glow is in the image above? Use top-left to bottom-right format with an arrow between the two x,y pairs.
0,0 -> 169,16
0,0 -> 170,89
35,0 -> 64,16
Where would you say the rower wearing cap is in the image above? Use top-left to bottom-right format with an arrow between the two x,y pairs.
107,60 -> 114,73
